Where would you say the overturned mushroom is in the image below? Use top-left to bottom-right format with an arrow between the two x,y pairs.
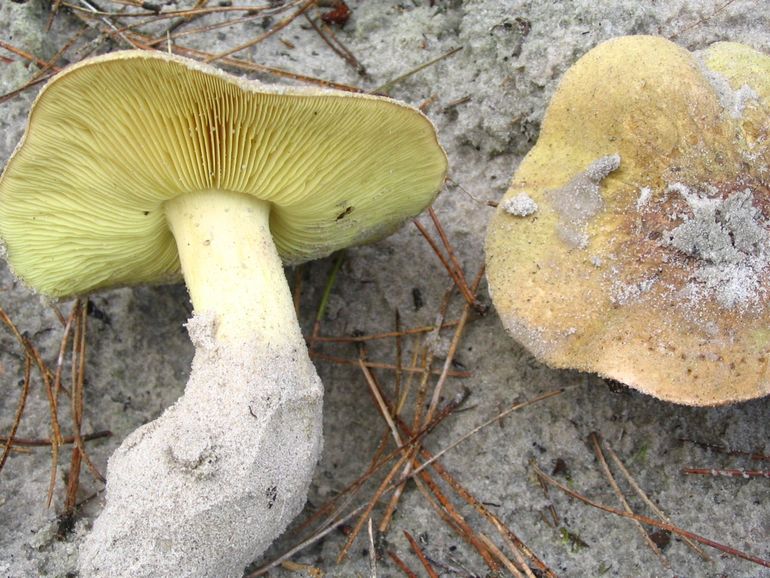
0,51 -> 447,576
486,36 -> 770,405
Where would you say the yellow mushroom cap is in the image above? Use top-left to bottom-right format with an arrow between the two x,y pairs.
485,36 -> 770,405
0,50 -> 447,298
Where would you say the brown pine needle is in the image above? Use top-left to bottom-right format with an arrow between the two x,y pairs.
602,440 -> 709,560
404,391 -> 568,578
203,0 -> 315,64
290,388 -> 465,539
682,467 -> 770,479
0,431 -> 111,447
679,438 -> 769,462
478,533 -> 525,578
0,73 -> 54,105
112,30 -> 363,92
589,432 -> 669,568
412,219 -> 477,309
53,305 -> 78,400
427,207 -> 481,311
259,389 -> 561,575
279,560 -> 323,577
71,301 -> 105,484
145,13 -> 263,48
424,266 -> 484,425
414,464 -> 500,572
310,352 -> 470,377
0,353 -> 32,474
24,338 -> 63,508
303,12 -> 367,78
403,530 -> 439,578
373,46 -> 462,95
247,500 -> 370,576
532,463 -> 770,569
0,40 -> 54,69
359,350 -> 499,572
387,550 -> 419,578
61,1 -> 294,19
534,467 -> 560,527
358,357 -> 401,447
367,517 -> 377,578
336,452 -> 410,563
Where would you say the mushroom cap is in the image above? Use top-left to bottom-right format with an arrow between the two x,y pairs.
0,51 -> 447,298
485,36 -> 770,406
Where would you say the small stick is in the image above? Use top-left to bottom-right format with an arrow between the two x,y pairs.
533,463 -> 770,569
403,530 -> 439,578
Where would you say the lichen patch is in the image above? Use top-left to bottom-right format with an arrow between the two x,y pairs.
547,154 -> 620,249
662,185 -> 770,310
502,192 -> 538,216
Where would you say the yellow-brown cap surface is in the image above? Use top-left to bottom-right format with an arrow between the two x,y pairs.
485,36 -> 770,405
0,51 -> 447,298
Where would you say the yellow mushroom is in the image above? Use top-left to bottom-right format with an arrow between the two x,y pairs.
0,50 -> 447,576
486,35 -> 770,406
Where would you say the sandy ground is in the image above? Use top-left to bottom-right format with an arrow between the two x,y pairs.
0,1 -> 769,577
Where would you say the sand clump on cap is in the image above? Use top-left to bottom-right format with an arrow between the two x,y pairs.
486,36 -> 770,406
0,50 -> 447,576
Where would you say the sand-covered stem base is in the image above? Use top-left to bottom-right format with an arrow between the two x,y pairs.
78,314 -> 323,577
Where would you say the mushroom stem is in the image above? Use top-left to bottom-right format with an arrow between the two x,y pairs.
79,190 -> 324,577
164,190 -> 300,344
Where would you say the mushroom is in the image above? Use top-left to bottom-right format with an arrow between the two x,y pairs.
485,36 -> 770,405
0,51 -> 447,576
